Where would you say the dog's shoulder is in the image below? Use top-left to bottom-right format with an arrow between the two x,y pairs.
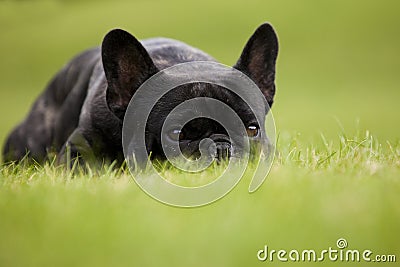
141,37 -> 216,69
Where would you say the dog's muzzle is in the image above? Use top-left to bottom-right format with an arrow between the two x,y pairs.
208,134 -> 232,161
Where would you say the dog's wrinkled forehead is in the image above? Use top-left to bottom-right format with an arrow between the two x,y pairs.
151,82 -> 261,119
141,82 -> 264,139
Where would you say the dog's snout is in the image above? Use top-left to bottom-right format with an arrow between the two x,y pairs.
208,134 -> 231,161
215,142 -> 231,161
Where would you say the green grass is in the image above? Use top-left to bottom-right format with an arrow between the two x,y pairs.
1,0 -> 399,266
0,132 -> 399,266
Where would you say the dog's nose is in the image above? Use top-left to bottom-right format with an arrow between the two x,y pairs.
208,134 -> 231,161
214,142 -> 231,161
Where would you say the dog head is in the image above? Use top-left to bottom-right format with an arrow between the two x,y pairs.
101,23 -> 278,162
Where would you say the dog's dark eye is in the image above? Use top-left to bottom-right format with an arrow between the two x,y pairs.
246,125 -> 259,138
168,129 -> 184,142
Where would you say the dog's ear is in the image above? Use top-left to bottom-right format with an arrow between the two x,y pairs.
234,23 -> 279,107
102,29 -> 158,118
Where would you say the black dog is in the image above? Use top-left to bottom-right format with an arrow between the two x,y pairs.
3,23 -> 278,165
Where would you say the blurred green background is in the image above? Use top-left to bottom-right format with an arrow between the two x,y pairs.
0,0 -> 399,266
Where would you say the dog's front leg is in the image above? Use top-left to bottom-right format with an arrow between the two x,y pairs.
58,129 -> 96,168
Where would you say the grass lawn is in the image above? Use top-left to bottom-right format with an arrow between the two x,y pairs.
0,0 -> 399,266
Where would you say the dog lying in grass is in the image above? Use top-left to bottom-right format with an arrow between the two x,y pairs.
3,23 -> 278,166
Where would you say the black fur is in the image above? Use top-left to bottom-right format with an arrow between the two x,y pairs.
3,23 -> 278,165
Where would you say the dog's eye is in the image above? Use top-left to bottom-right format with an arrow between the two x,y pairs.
168,129 -> 183,142
246,125 -> 259,138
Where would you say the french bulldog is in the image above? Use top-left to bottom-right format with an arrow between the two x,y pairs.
2,23 -> 278,166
